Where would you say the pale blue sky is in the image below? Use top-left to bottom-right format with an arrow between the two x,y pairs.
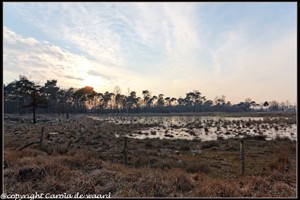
3,2 -> 297,104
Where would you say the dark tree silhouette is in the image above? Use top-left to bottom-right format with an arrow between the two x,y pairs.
73,86 -> 97,112
41,80 -> 59,113
263,101 -> 269,107
157,94 -> 165,107
142,90 -> 151,111
57,87 -> 74,116
4,75 -> 296,115
12,76 -> 48,123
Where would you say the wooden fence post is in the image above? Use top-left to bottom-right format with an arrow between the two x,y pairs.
240,139 -> 245,176
123,136 -> 128,165
39,127 -> 45,149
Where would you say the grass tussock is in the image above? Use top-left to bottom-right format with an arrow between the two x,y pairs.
4,113 -> 296,197
185,161 -> 210,174
4,146 -> 296,197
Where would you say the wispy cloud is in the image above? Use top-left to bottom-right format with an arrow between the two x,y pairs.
3,26 -> 146,91
4,27 -> 107,89
3,3 -> 297,103
87,69 -> 112,80
64,75 -> 84,81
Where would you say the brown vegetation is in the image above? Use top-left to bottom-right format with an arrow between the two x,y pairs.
3,113 -> 297,197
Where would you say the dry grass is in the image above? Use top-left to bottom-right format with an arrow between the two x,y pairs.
4,143 -> 296,197
3,113 -> 297,197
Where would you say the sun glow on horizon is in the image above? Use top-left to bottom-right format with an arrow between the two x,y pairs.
3,3 -> 297,104
82,74 -> 102,91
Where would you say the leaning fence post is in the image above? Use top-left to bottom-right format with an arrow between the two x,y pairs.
240,139 -> 245,176
39,127 -> 45,149
123,136 -> 128,165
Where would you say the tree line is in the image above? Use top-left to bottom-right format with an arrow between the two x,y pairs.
4,75 -> 296,121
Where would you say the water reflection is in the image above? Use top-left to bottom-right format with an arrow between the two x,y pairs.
88,115 -> 297,141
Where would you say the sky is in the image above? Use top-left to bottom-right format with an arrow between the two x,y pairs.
3,2 -> 297,105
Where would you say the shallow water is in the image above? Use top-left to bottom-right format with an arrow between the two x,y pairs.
88,115 -> 297,141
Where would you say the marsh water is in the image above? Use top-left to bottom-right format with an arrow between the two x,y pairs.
88,115 -> 297,141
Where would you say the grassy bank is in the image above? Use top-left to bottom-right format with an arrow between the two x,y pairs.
3,113 -> 297,197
